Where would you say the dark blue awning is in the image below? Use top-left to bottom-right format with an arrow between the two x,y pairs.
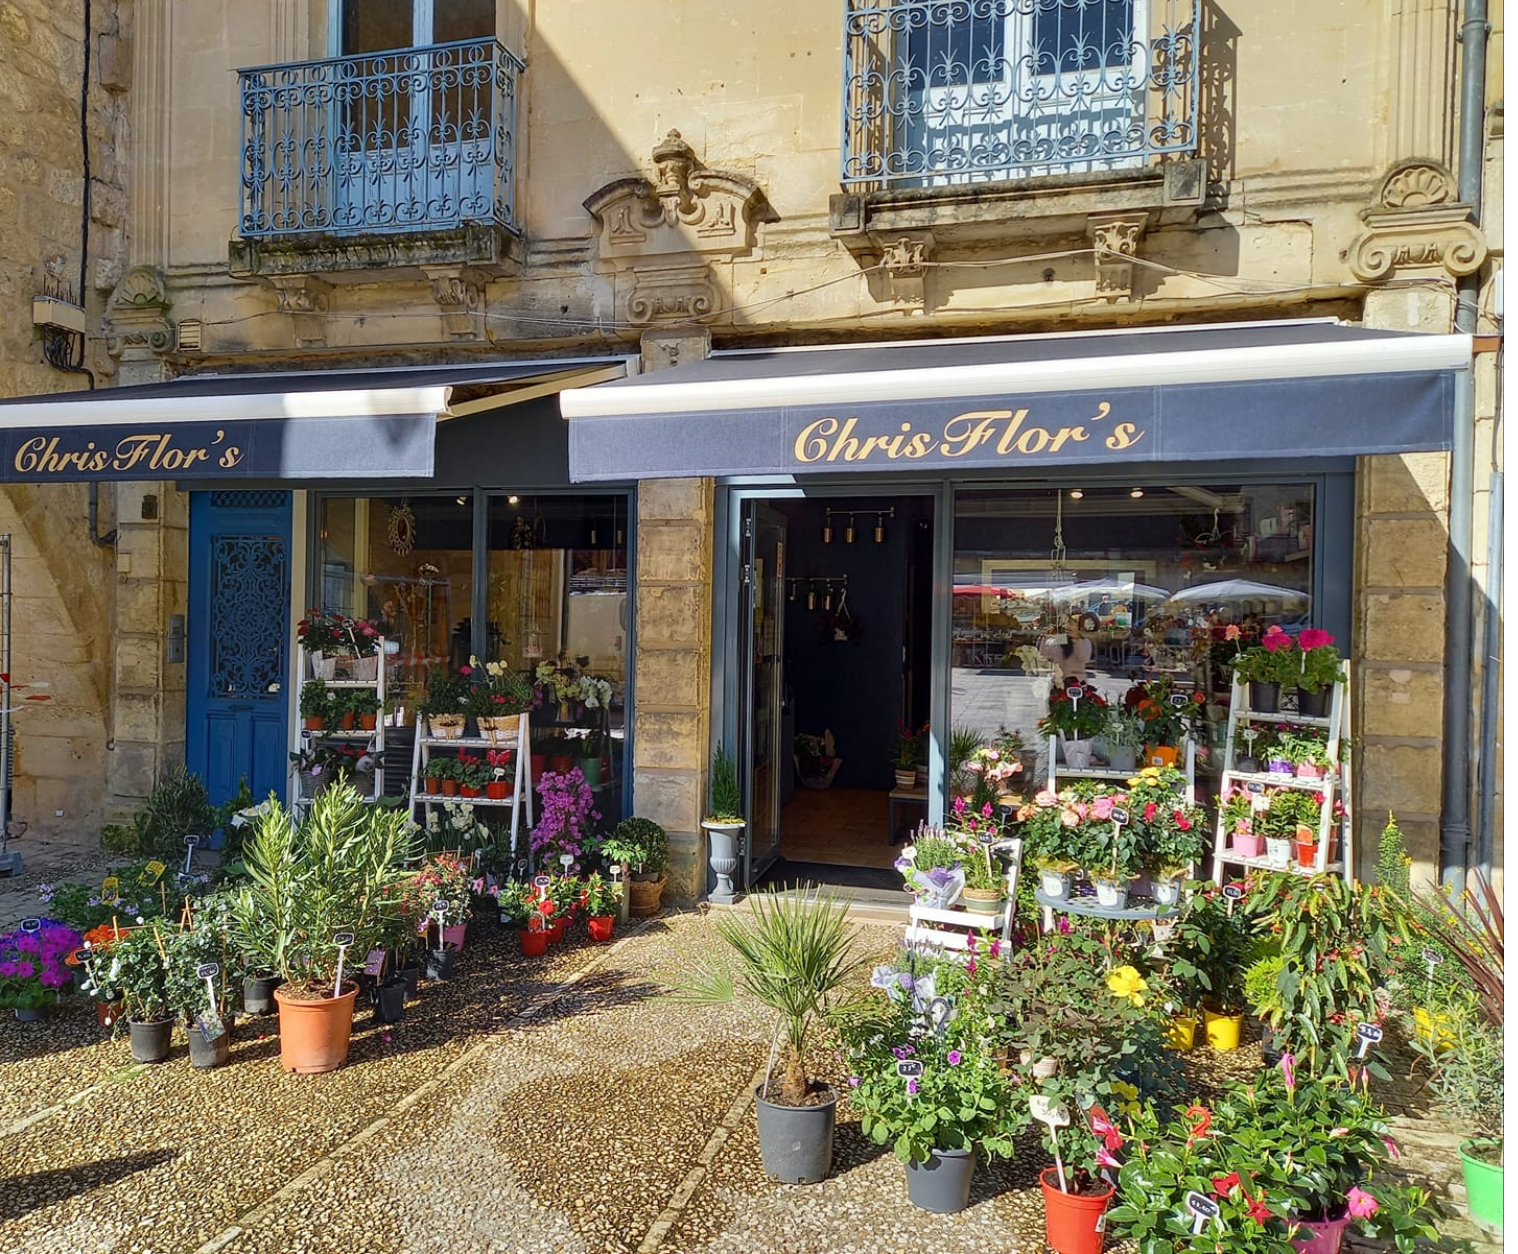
561,323 -> 1469,482
0,360 -> 624,481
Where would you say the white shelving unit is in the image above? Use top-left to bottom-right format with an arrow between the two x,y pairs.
1208,668 -> 1353,884
294,643 -> 385,807
1046,735 -> 1197,804
904,839 -> 1023,953
408,713 -> 535,861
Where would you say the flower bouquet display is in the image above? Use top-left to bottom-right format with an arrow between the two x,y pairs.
464,655 -> 536,742
1126,766 -> 1207,900
893,823 -> 966,909
1018,781 -> 1139,908
1233,625 -> 1303,714
1123,677 -> 1205,767
297,608 -> 382,679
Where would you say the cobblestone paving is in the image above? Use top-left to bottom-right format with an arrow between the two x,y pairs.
0,910 -> 1501,1254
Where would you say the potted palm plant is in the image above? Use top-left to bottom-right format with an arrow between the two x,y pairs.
668,887 -> 863,1184
233,782 -> 415,1073
702,741 -> 744,905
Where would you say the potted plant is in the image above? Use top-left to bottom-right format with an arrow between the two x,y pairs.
498,883 -> 548,956
1220,787 -> 1264,859
164,898 -> 239,1069
299,679 -> 331,731
794,730 -> 842,790
423,756 -> 451,795
1038,683 -> 1108,769
84,924 -> 174,1061
944,797 -> 1005,914
891,719 -> 919,789
577,728 -> 606,789
947,724 -> 985,799
1127,766 -> 1205,902
845,944 -> 1024,1211
544,875 -> 579,944
1015,785 -> 1112,903
959,730 -> 1028,811
702,742 -> 744,905
413,853 -> 472,953
601,817 -> 667,916
457,754 -> 488,799
466,656 -> 535,742
233,783 -> 415,1073
893,824 -> 965,909
531,767 -> 600,876
581,873 -> 620,941
0,918 -> 82,1022
671,888 -> 864,1185
1232,625 -> 1301,713
1032,1093 -> 1118,1254
348,688 -> 381,732
1124,677 -> 1204,767
1100,708 -> 1144,772
1233,722 -> 1272,773
1293,628 -> 1344,718
485,748 -> 513,799
1171,890 -> 1251,1051
419,669 -> 470,739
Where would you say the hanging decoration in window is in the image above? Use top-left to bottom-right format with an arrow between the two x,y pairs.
387,503 -> 416,555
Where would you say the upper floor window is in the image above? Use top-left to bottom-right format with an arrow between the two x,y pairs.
842,0 -> 1200,190
338,0 -> 495,55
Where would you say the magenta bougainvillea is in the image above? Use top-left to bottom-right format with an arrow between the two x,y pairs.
530,768 -> 601,875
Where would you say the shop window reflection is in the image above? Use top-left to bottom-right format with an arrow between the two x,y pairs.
950,484 -> 1315,788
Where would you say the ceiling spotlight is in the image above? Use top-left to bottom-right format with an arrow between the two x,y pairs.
455,496 -> 468,506
507,494 -> 520,505
1069,489 -> 1085,500
1130,487 -> 1145,499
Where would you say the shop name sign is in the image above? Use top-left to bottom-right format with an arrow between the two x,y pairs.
11,428 -> 246,477
789,403 -> 1146,469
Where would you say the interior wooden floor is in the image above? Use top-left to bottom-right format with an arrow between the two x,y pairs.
779,787 -> 906,869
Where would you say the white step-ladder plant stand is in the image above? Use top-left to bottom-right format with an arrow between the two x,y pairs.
294,641 -> 385,808
409,710 -> 535,862
904,837 -> 1023,953
1208,667 -> 1353,885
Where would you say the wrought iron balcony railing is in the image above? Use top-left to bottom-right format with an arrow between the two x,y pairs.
841,0 -> 1202,190
238,38 -> 523,240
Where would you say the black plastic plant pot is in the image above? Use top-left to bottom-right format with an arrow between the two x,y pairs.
243,973 -> 283,1016
372,980 -> 407,1024
188,1019 -> 232,1070
425,946 -> 457,981
754,1086 -> 837,1184
127,1017 -> 173,1064
397,966 -> 421,1000
904,1148 -> 975,1213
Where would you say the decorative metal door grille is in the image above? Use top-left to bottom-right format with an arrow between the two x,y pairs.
841,0 -> 1201,189
209,536 -> 288,699
237,37 -> 523,238
211,490 -> 290,510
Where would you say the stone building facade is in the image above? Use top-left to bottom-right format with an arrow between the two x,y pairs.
0,1 -> 1503,891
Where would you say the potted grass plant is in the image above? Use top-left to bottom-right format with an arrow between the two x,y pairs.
702,741 -> 744,905
668,887 -> 863,1184
233,782 -> 415,1073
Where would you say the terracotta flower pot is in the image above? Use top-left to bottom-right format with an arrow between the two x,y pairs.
273,983 -> 358,1074
587,915 -> 615,942
460,785 -> 481,799
339,711 -> 355,730
359,713 -> 377,731
441,779 -> 459,796
303,716 -> 325,731
486,781 -> 509,799
425,777 -> 442,794
1040,1168 -> 1114,1254
1296,841 -> 1319,868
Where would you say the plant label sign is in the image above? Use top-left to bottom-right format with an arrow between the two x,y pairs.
1245,780 -> 1265,794
895,1060 -> 924,1079
1356,1021 -> 1384,1058
140,860 -> 166,886
928,997 -> 953,1034
196,962 -> 219,980
1222,884 -> 1244,901
198,1010 -> 226,1045
532,875 -> 551,889
558,854 -> 574,870
364,948 -> 386,976
1110,806 -> 1130,827
182,835 -> 199,874
69,947 -> 90,966
1186,1191 -> 1221,1234
1028,1095 -> 1070,1128
101,876 -> 120,904
334,932 -> 355,948
20,917 -> 39,934
1170,693 -> 1191,708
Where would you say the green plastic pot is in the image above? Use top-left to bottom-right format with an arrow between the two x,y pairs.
1460,1140 -> 1504,1228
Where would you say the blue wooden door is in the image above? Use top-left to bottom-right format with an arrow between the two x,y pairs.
187,490 -> 293,809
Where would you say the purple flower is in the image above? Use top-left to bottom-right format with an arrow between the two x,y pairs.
848,1076 -> 860,1088
906,1078 -> 919,1095
0,961 -> 15,977
14,961 -> 33,979
924,867 -> 957,890
947,1050 -> 963,1066
896,973 -> 915,992
891,1045 -> 915,1059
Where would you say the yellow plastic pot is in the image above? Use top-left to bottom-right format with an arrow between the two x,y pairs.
1165,1015 -> 1198,1052
1203,1007 -> 1244,1051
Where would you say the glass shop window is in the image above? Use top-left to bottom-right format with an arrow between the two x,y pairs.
950,484 -> 1316,787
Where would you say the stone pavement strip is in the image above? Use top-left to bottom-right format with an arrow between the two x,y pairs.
0,909 -> 1501,1254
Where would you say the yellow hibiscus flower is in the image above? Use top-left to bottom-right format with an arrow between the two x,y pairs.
1107,965 -> 1148,1006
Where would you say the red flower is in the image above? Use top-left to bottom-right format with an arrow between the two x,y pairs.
1298,628 -> 1334,651
1243,1191 -> 1273,1225
1143,802 -> 1157,822
1261,626 -> 1293,652
1211,1172 -> 1240,1198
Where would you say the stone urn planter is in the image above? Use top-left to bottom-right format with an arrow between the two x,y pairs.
702,819 -> 745,905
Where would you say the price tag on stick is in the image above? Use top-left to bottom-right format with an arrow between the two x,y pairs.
332,932 -> 353,999
19,918 -> 39,934
364,948 -> 386,976
182,834 -> 200,876
1170,693 -> 1191,709
1186,1191 -> 1221,1235
1110,806 -> 1130,827
533,874 -> 551,890
1422,946 -> 1444,990
1030,1096 -> 1072,1192
895,1059 -> 924,1078
1222,882 -> 1244,917
1356,1021 -> 1384,1059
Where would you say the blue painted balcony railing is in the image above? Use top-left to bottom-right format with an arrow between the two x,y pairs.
237,38 -> 523,239
841,0 -> 1203,189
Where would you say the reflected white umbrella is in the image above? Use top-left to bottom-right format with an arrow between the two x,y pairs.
1050,580 -> 1170,604
1166,580 -> 1309,606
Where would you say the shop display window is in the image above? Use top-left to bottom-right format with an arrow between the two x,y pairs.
950,484 -> 1316,784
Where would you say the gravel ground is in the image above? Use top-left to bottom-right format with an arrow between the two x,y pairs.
0,910 -> 1498,1254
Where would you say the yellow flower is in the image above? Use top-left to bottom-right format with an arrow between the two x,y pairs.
1413,1006 -> 1457,1051
1107,965 -> 1148,1007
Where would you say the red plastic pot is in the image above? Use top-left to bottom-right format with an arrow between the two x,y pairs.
519,928 -> 548,957
546,917 -> 566,944
587,915 -> 615,942
1295,841 -> 1319,868
442,779 -> 459,796
486,781 -> 509,799
460,785 -> 481,799
1040,1168 -> 1113,1254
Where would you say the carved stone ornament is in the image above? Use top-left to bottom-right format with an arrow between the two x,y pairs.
103,266 -> 173,360
878,233 -> 934,305
268,275 -> 332,349
1087,211 -> 1151,298
1349,160 -> 1488,282
583,130 -> 775,326
422,265 -> 487,341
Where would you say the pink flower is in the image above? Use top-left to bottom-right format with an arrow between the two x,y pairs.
1261,626 -> 1292,652
1382,1136 -> 1401,1160
906,1078 -> 919,1095
1346,1187 -> 1379,1218
1224,625 -> 1242,641
1092,796 -> 1114,821
1329,1127 -> 1349,1138
1095,1146 -> 1121,1169
1298,628 -> 1334,651
459,665 -> 473,675
1279,1052 -> 1296,1094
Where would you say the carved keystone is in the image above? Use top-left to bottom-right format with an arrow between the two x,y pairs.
268,276 -> 332,349
1349,160 -> 1488,282
104,266 -> 173,361
1087,211 -> 1151,299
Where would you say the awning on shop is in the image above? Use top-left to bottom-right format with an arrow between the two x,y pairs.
560,322 -> 1470,482
0,359 -> 625,481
